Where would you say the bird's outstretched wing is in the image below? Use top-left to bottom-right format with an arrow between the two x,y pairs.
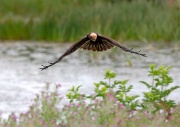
99,35 -> 147,57
40,36 -> 89,71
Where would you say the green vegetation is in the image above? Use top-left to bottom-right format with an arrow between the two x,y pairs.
0,0 -> 180,42
1,65 -> 180,127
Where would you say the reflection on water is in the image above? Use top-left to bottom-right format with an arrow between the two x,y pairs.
0,42 -> 180,115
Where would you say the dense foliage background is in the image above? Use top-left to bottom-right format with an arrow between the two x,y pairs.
0,0 -> 180,42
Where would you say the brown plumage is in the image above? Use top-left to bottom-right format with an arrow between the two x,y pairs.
40,32 -> 147,71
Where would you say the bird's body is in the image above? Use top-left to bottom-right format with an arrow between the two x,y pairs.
40,32 -> 146,71
81,33 -> 114,51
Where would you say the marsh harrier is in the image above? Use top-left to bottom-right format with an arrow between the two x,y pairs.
40,32 -> 146,70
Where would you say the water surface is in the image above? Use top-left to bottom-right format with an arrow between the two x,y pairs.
0,42 -> 180,115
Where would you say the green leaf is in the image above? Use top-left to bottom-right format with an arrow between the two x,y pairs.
99,81 -> 108,86
119,80 -> 129,85
102,86 -> 107,92
94,83 -> 100,88
76,85 -> 82,91
113,80 -> 122,85
140,81 -> 151,88
149,64 -> 156,70
127,85 -> 133,92
70,85 -> 75,92
66,93 -> 72,98
104,69 -> 116,79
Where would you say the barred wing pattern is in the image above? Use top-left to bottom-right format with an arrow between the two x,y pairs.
80,38 -> 114,51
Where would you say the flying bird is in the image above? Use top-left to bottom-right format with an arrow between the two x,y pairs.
40,32 -> 146,71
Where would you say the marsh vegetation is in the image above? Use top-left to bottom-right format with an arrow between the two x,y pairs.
1,65 -> 180,127
0,1 -> 180,126
0,0 -> 180,42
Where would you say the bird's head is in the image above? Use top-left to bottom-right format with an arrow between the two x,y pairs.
89,32 -> 97,42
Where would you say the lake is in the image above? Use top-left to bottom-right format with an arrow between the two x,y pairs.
0,42 -> 180,116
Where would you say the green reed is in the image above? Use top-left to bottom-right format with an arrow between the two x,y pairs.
0,0 -> 180,42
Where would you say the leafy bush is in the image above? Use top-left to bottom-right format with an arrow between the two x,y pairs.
0,65 -> 180,127
140,64 -> 180,115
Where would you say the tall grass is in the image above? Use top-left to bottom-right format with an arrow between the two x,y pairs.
0,0 -> 180,42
